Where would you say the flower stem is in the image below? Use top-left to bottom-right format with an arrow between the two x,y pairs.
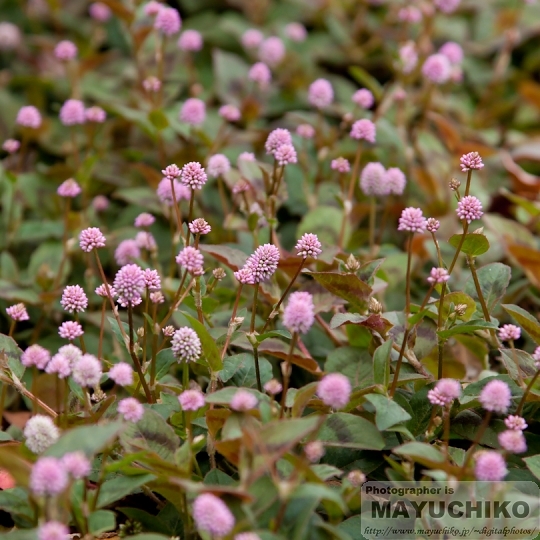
516,371 -> 540,416
194,277 -> 204,324
460,410 -> 492,477
466,255 -> 491,322
221,285 -> 243,360
368,196 -> 376,254
338,144 -> 362,250
405,232 -> 413,315
128,304 -> 153,403
279,332 -> 297,418
261,259 -> 305,333
250,283 -> 262,391
185,192 -> 195,246
169,177 -> 184,238
150,302 -> 159,393
98,300 -> 106,360
74,313 -> 86,354
448,221 -> 469,274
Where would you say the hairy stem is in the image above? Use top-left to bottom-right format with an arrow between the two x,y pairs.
279,333 -> 298,418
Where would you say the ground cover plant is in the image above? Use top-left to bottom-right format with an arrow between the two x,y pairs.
1,0 -> 540,538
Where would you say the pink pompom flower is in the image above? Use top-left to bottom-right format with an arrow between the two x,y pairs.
258,36 -> 285,66
296,124 -> 315,139
181,161 -> 208,189
59,99 -> 86,126
189,218 -> 211,236
360,162 -> 388,196
54,40 -> 77,61
89,2 -> 112,22
108,362 -> 134,386
134,213 -> 155,228
460,151 -> 484,172
72,354 -> 102,387
474,451 -> 507,481
265,128 -> 292,155
6,303 -> 29,322
207,154 -> 230,177
399,42 -> 418,74
385,167 -> 406,195
157,177 -> 190,205
154,7 -> 181,36
318,373 -> 351,409
296,233 -> 322,258
172,327 -> 202,363
275,144 -> 297,166
79,227 -> 106,252
118,397 -> 144,422
57,178 -> 82,198
504,415 -> 527,431
219,104 -> 241,122
427,378 -> 461,406
2,139 -> 20,154
249,62 -> 271,87
498,430 -> 527,454
58,321 -> 84,341
21,344 -> 50,369
422,54 -> 452,84
331,157 -> 350,173
61,451 -> 91,479
427,267 -> 450,285
176,246 -> 204,275
398,207 -> 427,233
38,521 -> 69,540
308,78 -> 333,108
350,119 -> 376,143
456,196 -> 483,223
179,389 -> 205,411
426,218 -> 440,233
193,493 -> 235,537
499,324 -> 521,342
439,42 -> 463,65
245,244 -> 280,283
179,98 -> 206,126
285,22 -> 307,42
114,264 -> 145,307
30,457 -> 68,496
61,285 -> 88,313
283,291 -> 315,334
85,106 -> 106,123
114,239 -> 141,266
178,29 -> 203,51
434,0 -> 461,14
16,106 -> 42,129
352,89 -> 374,109
231,389 -> 258,411
479,379 -> 512,414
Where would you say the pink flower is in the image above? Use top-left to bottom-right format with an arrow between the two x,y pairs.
178,29 -> 202,51
498,430 -> 527,454
427,267 -> 450,285
207,154 -> 230,177
180,98 -> 206,126
474,451 -> 507,481
61,285 -> 88,313
426,218 -> 440,232
360,162 -> 388,196
304,441 -> 325,462
163,163 -> 183,179
296,233 -> 322,258
143,76 -> 161,93
142,268 -> 161,290
434,0 -> 461,14
350,119 -> 376,143
59,99 -> 86,126
399,42 -> 418,74
58,321 -> 84,341
30,457 -> 68,495
233,179 -> 251,193
114,239 -> 141,266
331,157 -> 350,173
479,379 -> 512,413
80,227 -> 106,252
285,22 -> 307,42
118,397 -> 144,422
95,283 -> 115,298
157,177 -> 190,205
275,144 -> 297,166
57,178 -> 82,198
245,244 -> 280,283
456,195 -> 483,223
54,40 -> 77,61
385,167 -> 406,195
499,324 -> 521,342
398,6 -> 422,22
46,351 -> 73,379
61,451 -> 91,479
24,415 -> 59,453
398,207 -> 427,233
16,105 -> 42,129
264,379 -> 282,395
193,493 -> 235,537
439,42 -> 463,65
143,1 -> 162,17
92,195 -> 109,212
72,354 -> 102,387
85,106 -> 106,123
427,378 -> 461,406
308,78 -> 333,109
154,7 -> 181,36
171,327 -> 202,362
6,303 -> 29,321
460,151 -> 484,172
231,389 -> 258,411
219,104 -> 241,122
534,346 -> 540,369
22,345 -> 51,369
258,36 -> 285,66
189,218 -> 211,235
283,291 -> 315,334
242,29 -> 264,49
504,415 -> 527,431
38,521 -> 69,540
422,54 -> 452,84
234,266 -> 254,285
2,139 -> 20,154
296,124 -> 315,139
134,212 -> 155,228
179,389 -> 205,411
176,246 -> 204,275
249,62 -> 271,87
89,2 -> 112,22
181,161 -> 208,189
352,89 -> 374,109
318,373 -> 351,409
265,128 -> 292,155
108,362 -> 134,386
114,264 -> 145,307
0,22 -> 21,51
136,230 -> 157,251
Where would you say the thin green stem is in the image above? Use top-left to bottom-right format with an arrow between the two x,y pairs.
405,232 -> 413,315
516,371 -> 540,416
460,411 -> 492,477
279,333 -> 298,418
221,285 -> 243,360
369,196 -> 376,254
466,255 -> 491,322
448,222 -> 469,274
185,192 -> 195,246
338,143 -> 362,250
128,304 -> 153,403
150,302 -> 159,392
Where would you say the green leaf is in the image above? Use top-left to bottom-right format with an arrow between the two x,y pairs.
96,474 -> 156,509
123,535 -> 171,540
107,316 -> 130,351
448,233 -> 490,256
318,413 -> 385,450
0,333 -> 24,379
45,421 -> 125,457
464,262 -> 511,313
297,206 -> 347,246
502,304 -> 540,345
204,386 -> 266,405
364,394 -> 411,431
199,244 -> 247,271
0,488 -> 34,526
325,347 -> 373,388
373,340 -> 392,388
88,510 -> 116,535
305,271 -> 371,310
154,348 -> 176,380
440,291 -> 477,322
120,409 -> 180,462
393,442 -> 446,466
437,319 -> 498,338
204,469 -> 236,486
524,455 -> 540,482
219,353 -> 273,388
181,312 -> 223,374
349,66 -> 384,99
256,329 -> 292,342
148,109 -> 169,130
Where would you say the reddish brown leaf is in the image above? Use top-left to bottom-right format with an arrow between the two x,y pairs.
258,339 -> 321,373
